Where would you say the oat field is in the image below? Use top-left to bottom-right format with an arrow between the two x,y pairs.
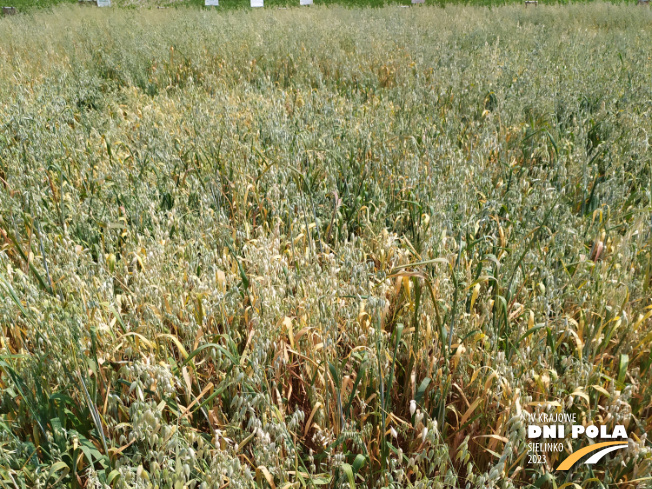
0,4 -> 651,488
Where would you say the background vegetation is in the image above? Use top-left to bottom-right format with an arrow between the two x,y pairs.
2,0 -> 649,16
1,4 -> 651,488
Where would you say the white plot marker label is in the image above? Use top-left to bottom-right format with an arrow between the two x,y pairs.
251,0 -> 263,6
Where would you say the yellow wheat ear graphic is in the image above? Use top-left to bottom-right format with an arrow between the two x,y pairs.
556,441 -> 629,471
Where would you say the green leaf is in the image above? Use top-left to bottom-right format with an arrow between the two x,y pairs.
47,461 -> 70,485
79,435 -> 103,466
534,472 -> 555,489
514,325 -> 545,348
310,476 -> 331,485
618,354 -> 629,385
385,323 -> 403,411
0,276 -> 31,319
329,362 -> 340,388
0,227 -> 54,295
340,463 -> 355,489
180,342 -> 238,371
415,377 -> 431,406
351,454 -> 366,473
226,240 -> 249,293
106,469 -> 121,484
344,361 -> 365,416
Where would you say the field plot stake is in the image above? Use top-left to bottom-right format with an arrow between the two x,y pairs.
77,0 -> 112,6
2,5 -> 16,13
524,1 -> 538,6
